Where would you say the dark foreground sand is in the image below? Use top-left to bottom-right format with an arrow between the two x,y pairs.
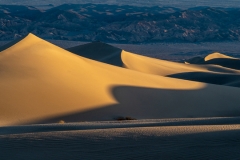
1,117 -> 240,160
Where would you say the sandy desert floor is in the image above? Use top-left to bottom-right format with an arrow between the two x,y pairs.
1,118 -> 240,159
1,34 -> 240,159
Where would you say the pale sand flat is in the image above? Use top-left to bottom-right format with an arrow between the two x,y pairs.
1,34 -> 240,126
1,123 -> 240,159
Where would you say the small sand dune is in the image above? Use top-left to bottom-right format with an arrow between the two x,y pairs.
186,52 -> 240,70
204,52 -> 237,61
1,34 -> 240,126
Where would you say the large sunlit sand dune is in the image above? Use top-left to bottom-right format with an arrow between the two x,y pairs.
1,33 -> 240,159
1,33 -> 240,126
122,50 -> 240,87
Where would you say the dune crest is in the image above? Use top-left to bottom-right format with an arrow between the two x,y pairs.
205,52 -> 237,61
121,50 -> 240,87
122,50 -> 240,75
185,52 -> 240,70
1,33 -> 240,126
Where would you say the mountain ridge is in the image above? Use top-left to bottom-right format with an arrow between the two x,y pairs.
0,4 -> 240,43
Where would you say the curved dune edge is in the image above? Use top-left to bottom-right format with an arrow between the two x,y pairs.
121,50 -> 240,87
205,52 -> 238,61
122,50 -> 240,75
0,35 -> 28,52
1,33 -> 240,126
186,52 -> 238,64
185,52 -> 240,70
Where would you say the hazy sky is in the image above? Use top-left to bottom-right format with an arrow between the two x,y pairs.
0,0 -> 240,9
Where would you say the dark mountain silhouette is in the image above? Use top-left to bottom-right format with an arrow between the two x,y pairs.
0,4 -> 240,43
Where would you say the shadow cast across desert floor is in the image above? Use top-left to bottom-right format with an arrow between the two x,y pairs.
1,127 -> 240,159
30,84 -> 240,124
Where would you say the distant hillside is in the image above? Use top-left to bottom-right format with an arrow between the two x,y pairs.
0,4 -> 240,43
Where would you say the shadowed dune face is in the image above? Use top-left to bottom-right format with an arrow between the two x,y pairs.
0,35 -> 27,52
67,42 -> 123,66
204,58 -> 240,70
185,56 -> 205,64
168,72 -> 240,87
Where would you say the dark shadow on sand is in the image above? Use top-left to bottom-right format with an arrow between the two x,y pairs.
186,57 -> 240,70
1,128 -> 240,159
31,85 -> 240,124
67,41 -> 123,66
167,72 -> 240,87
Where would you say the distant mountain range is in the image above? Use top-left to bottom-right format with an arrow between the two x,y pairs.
1,4 -> 240,43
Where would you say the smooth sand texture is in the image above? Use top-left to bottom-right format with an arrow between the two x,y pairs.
1,122 -> 240,159
122,50 -> 240,87
1,34 -> 240,126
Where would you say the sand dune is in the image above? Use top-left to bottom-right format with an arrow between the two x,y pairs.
67,41 -> 123,66
204,52 -> 237,61
67,43 -> 240,86
2,34 -> 240,160
186,52 -> 240,70
122,50 -> 240,87
1,33 -> 240,126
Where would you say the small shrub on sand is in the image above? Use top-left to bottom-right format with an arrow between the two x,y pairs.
125,116 -> 136,120
58,120 -> 65,124
116,116 -> 137,121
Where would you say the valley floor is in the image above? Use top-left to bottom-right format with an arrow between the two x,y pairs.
1,117 -> 240,160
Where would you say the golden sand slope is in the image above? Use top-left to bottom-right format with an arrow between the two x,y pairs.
122,50 -> 240,87
1,34 -> 240,126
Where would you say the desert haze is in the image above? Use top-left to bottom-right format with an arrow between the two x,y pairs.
1,33 -> 240,159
